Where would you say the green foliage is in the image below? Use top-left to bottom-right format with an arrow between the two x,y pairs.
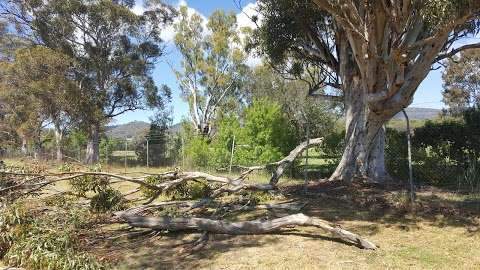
385,128 -> 409,181
245,65 -> 338,143
442,49 -> 480,115
458,157 -> 480,193
68,166 -> 125,212
174,7 -> 247,136
386,108 -> 480,189
58,162 -> 74,172
99,137 -> 114,164
141,175 -> 211,200
209,115 -> 241,168
184,99 -> 312,168
236,99 -> 296,165
0,46 -> 75,140
251,0 -> 325,65
185,135 -> 211,168
420,0 -> 480,33
90,188 -> 126,213
0,202 -> 102,269
0,202 -> 32,257
4,227 -> 102,270
140,175 -> 211,201
140,175 -> 164,199
169,181 -> 211,200
70,174 -> 109,198
1,0 -> 174,163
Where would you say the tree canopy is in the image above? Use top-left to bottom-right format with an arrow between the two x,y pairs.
174,6 -> 248,137
442,48 -> 480,115
251,0 -> 480,182
0,0 -> 175,163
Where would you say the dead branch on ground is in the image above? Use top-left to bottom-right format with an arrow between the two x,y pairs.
0,137 -> 377,250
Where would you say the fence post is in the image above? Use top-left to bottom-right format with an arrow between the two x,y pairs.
181,136 -> 185,169
402,109 -> 415,204
124,138 -> 128,174
105,139 -> 109,167
229,135 -> 236,174
146,138 -> 149,168
304,120 -> 310,194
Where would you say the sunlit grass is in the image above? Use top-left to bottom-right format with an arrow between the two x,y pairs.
3,158 -> 480,270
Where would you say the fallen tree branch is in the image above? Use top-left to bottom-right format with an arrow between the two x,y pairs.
116,212 -> 376,249
231,138 -> 324,186
2,137 -> 323,200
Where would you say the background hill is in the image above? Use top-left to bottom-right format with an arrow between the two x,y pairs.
106,121 -> 150,139
106,107 -> 441,138
106,121 -> 182,139
392,107 -> 441,120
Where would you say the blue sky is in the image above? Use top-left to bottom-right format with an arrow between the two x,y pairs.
114,0 -> 446,125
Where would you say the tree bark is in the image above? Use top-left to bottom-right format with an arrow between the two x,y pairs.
116,212 -> 377,249
54,123 -> 64,162
330,77 -> 391,183
20,136 -> 28,156
85,123 -> 100,164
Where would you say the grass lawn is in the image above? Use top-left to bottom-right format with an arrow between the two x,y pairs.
2,159 -> 480,269
97,182 -> 480,270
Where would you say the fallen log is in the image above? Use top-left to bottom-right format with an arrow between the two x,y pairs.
116,212 -> 377,249
232,137 -> 324,186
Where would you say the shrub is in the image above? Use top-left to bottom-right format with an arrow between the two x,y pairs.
140,175 -> 163,199
385,128 -> 409,180
140,175 -> 211,200
457,157 -> 480,193
90,188 -> 126,212
0,202 -> 32,258
185,136 -> 211,168
69,166 -> 126,212
168,180 -> 211,200
385,108 -> 480,189
209,116 -> 241,168
235,99 -> 296,166
70,175 -> 109,197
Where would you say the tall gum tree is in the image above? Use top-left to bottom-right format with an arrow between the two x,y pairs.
442,48 -> 480,114
174,7 -> 247,137
253,0 -> 480,183
10,47 -> 76,162
0,0 -> 175,164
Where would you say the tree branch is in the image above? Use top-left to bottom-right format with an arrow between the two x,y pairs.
115,212 -> 377,249
435,42 -> 480,62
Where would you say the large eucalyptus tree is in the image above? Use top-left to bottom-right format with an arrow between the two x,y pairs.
174,7 -> 248,137
253,0 -> 480,183
0,0 -> 174,164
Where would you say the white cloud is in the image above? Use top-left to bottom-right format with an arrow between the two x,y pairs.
158,0 -> 207,43
178,0 -> 187,7
236,2 -> 263,67
150,0 -> 262,66
236,2 -> 261,30
131,4 -> 145,15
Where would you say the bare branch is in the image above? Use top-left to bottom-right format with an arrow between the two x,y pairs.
115,212 -> 377,249
435,42 -> 480,62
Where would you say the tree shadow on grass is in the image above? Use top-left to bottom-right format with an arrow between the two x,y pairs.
283,181 -> 480,233
100,230 -> 286,269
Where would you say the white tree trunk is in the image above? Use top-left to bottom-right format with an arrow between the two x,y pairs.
54,123 -> 64,162
85,123 -> 100,164
20,136 -> 28,156
330,77 -> 390,183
